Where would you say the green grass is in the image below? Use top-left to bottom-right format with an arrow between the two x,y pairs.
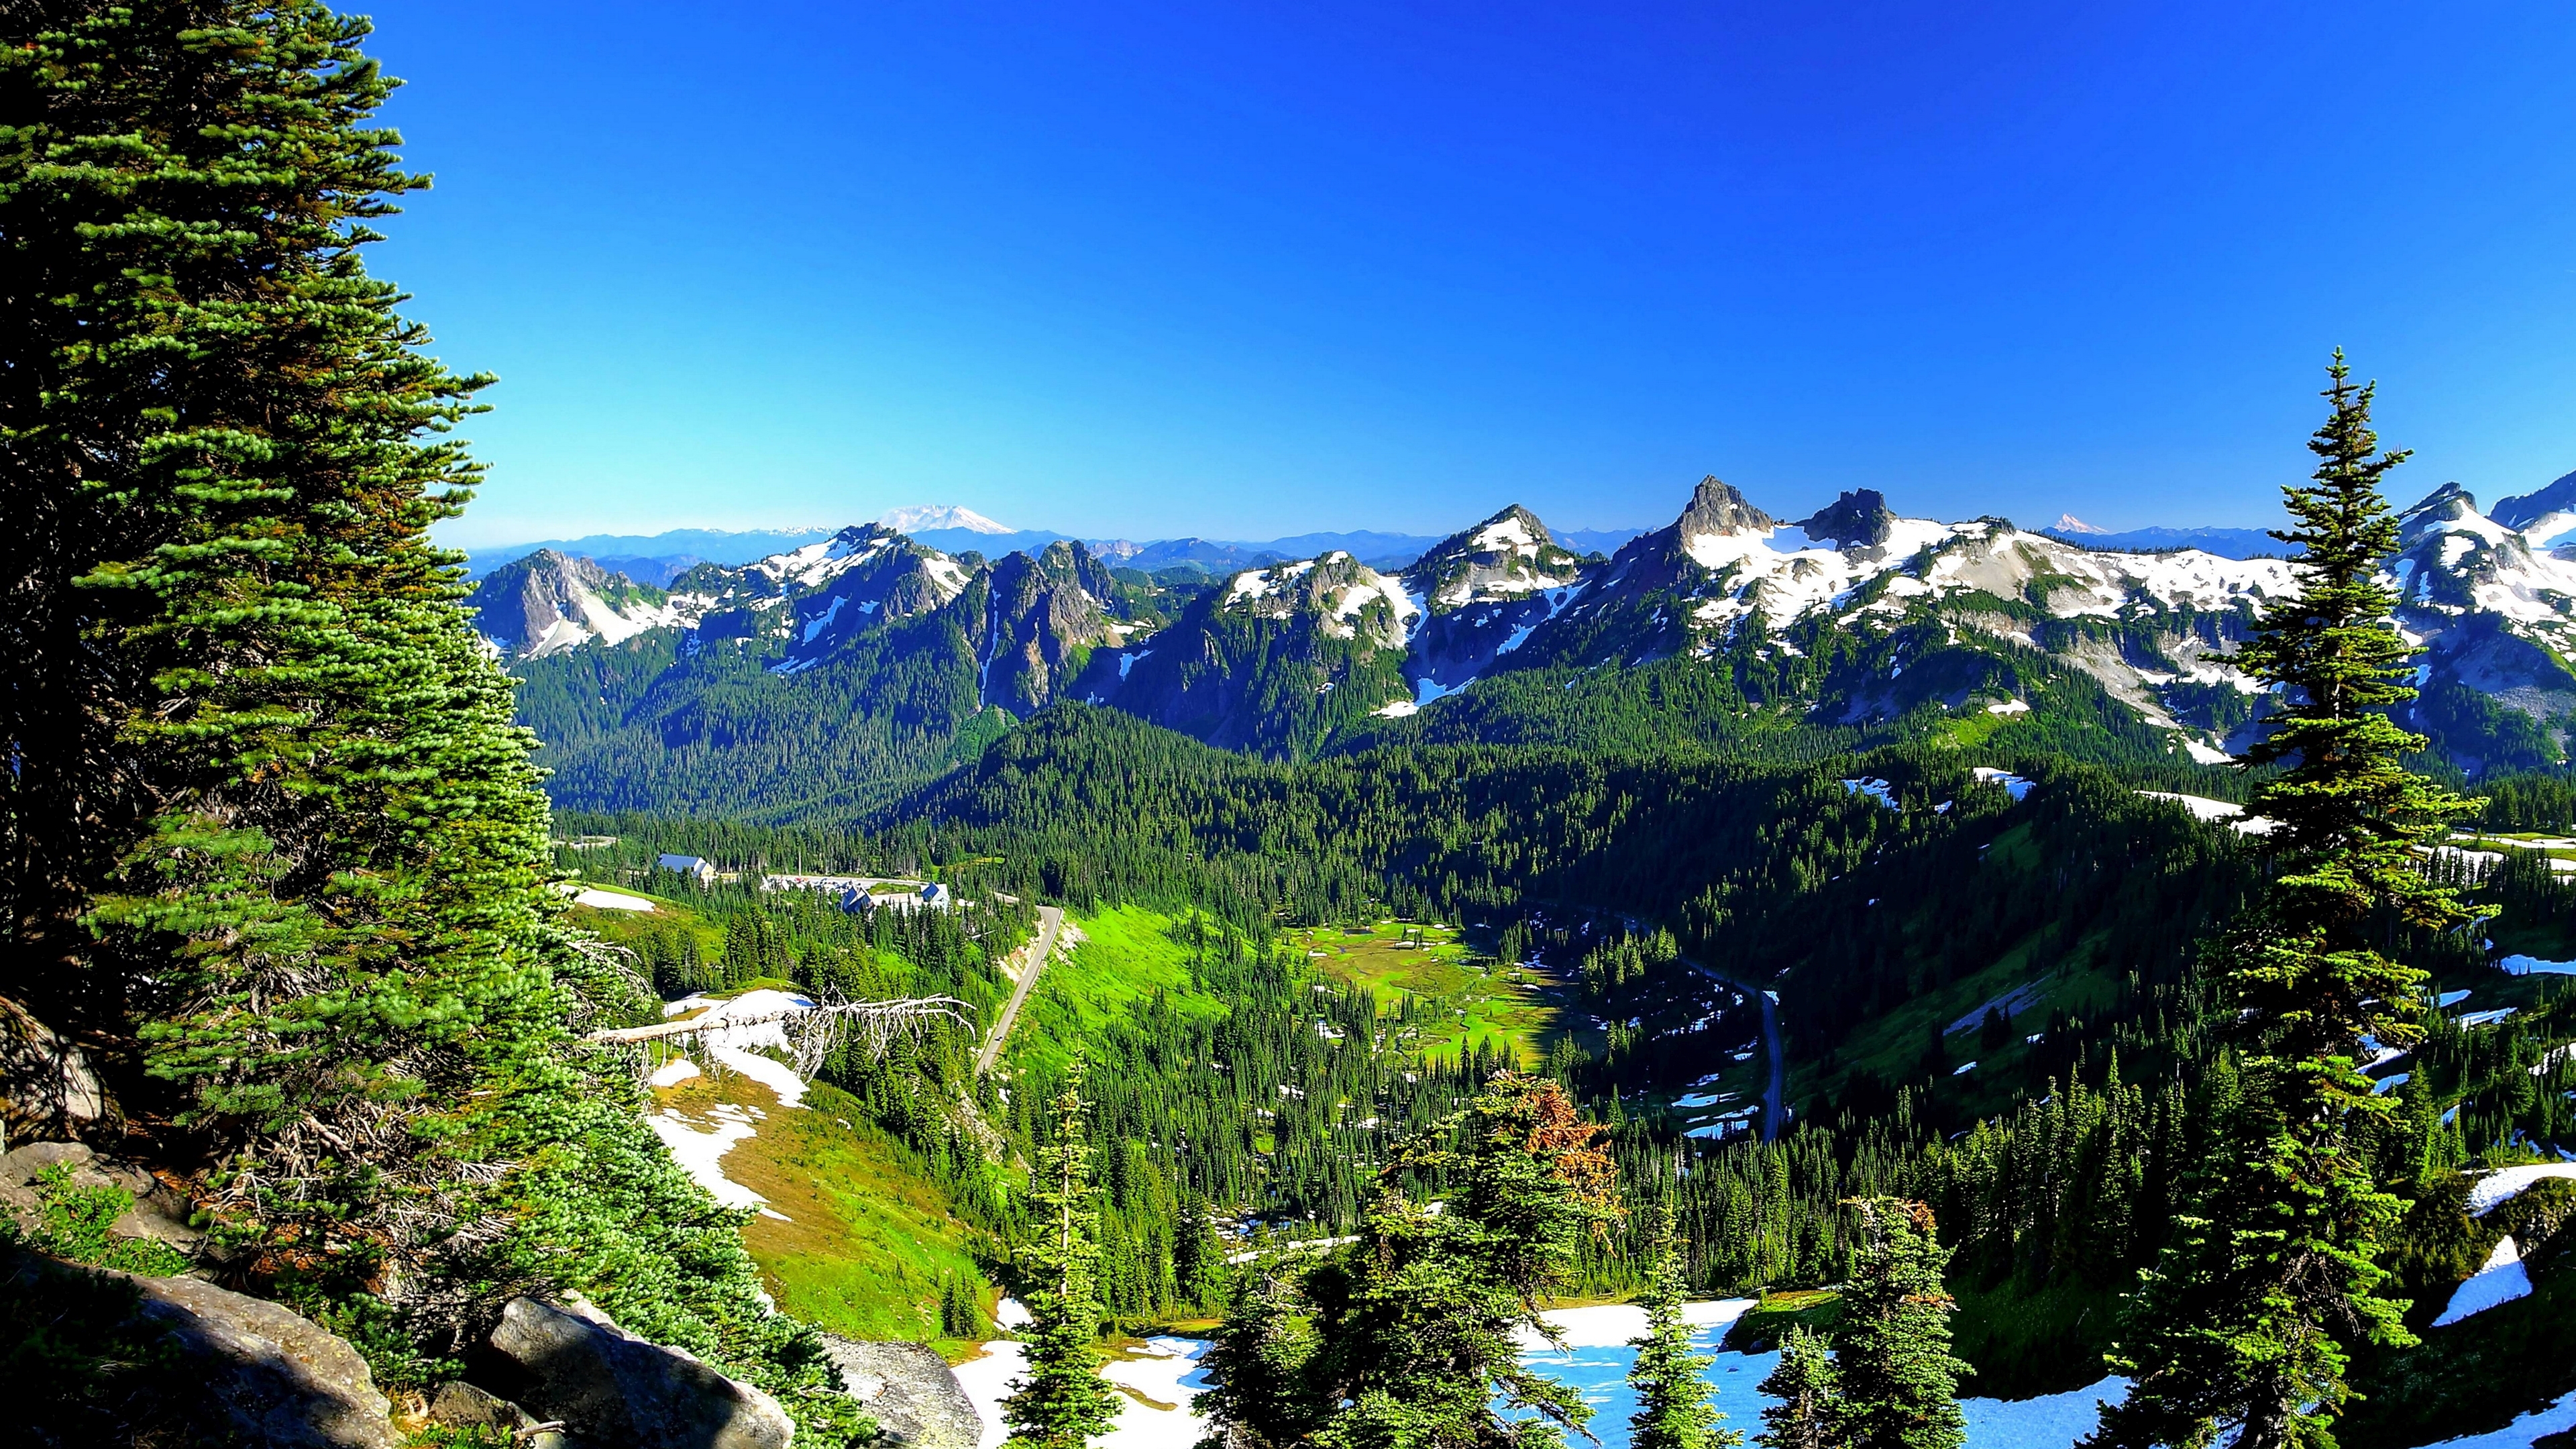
566,887 -> 723,955
1292,920 -> 1569,1067
1008,906 -> 1228,1075
1720,1289 -> 1841,1352
649,1071 -> 991,1346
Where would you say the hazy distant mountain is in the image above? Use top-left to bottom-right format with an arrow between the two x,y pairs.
2039,524 -> 2287,559
877,504 -> 1013,535
911,527 -> 1072,557
460,527 -> 835,580
1551,526 -> 1649,555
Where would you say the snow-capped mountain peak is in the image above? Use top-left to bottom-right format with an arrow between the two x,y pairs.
877,504 -> 1013,535
2490,468 -> 2576,552
464,550 -> 680,659
2053,513 -> 2108,535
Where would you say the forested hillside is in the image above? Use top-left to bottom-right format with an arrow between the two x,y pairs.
9,4 -> 2576,1448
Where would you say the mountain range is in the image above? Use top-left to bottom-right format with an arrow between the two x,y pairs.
468,468 -> 2576,816
459,517 -> 1653,586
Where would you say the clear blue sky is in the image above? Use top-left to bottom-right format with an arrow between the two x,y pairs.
372,1 -> 2576,547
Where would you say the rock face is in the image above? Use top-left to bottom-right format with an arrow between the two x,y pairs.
1,1244 -> 401,1447
0,1140 -> 204,1254
484,1295 -> 795,1449
821,1336 -> 982,1449
0,993 -> 109,1140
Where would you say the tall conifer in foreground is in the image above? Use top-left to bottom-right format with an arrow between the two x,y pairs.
1006,1060 -> 1120,1449
1833,1198 -> 1968,1449
0,3 -> 859,1437
1628,1208 -> 1737,1449
1192,1071 -> 1621,1449
2088,355 -> 2475,1449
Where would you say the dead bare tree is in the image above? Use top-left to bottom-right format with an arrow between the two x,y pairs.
586,992 -> 969,1078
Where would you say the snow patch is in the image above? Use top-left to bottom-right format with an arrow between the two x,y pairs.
2137,791 -> 2277,835
2467,1163 -> 2576,1216
2180,737 -> 2233,765
2433,1236 -> 2532,1326
1972,767 -> 2034,802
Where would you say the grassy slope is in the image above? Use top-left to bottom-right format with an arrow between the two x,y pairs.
649,1069 -> 993,1347
1292,919 -> 1571,1067
1007,906 -> 1228,1077
1786,820 -> 2126,1116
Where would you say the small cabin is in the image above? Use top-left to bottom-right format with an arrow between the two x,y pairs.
656,853 -> 715,884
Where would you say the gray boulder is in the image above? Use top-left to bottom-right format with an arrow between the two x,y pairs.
0,1138 -> 205,1254
822,1336 -> 982,1449
0,994 -> 108,1140
1,1244 -> 400,1447
485,1294 -> 795,1449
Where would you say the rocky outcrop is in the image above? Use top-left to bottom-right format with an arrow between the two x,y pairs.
0,994 -> 109,1140
429,1380 -> 568,1446
1673,476 -> 1778,538
1,1244 -> 401,1447
983,541 -> 1125,711
822,1336 -> 981,1449
0,1140 -> 203,1255
1794,488 -> 1897,549
482,1295 -> 795,1449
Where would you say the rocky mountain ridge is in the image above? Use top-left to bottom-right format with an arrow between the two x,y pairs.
479,468 -> 2576,807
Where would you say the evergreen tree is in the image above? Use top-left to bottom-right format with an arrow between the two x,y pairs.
2089,356 -> 2476,1449
1005,1059 -> 1120,1449
0,7 -> 864,1438
1832,1199 -> 1968,1449
1193,1071 -> 1621,1449
1756,1328 -> 1841,1449
1628,1208 -> 1737,1449
943,1272 -> 982,1339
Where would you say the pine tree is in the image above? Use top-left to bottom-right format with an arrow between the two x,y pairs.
0,6 -> 865,1439
1628,1208 -> 1738,1449
1005,1060 -> 1120,1449
1193,1071 -> 1621,1449
1832,1199 -> 1968,1449
2088,356 -> 2476,1449
1756,1327 -> 1841,1449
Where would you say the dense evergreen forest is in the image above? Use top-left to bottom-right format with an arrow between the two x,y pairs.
7,3 -> 2576,1448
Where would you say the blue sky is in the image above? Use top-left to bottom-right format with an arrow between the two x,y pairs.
374,1 -> 2576,547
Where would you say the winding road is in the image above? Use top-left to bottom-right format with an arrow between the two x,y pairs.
1604,908 -> 1786,1142
976,905 -> 1063,1074
1673,953 -> 1787,1142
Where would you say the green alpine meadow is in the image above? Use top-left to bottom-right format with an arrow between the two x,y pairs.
5,4 -> 2575,1449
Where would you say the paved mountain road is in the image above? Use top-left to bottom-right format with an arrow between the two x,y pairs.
977,905 -> 1063,1074
1605,908 -> 1786,1142
1673,953 -> 1787,1142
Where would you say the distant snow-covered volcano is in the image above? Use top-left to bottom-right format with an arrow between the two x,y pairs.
877,504 -> 1014,535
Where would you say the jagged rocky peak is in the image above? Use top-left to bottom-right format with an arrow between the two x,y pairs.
983,541 -> 1123,712
1794,489 -> 1898,549
2489,468 -> 2576,533
2401,481 -> 2481,531
1220,551 -> 1418,645
1407,504 -> 1584,612
1018,537 -> 1120,597
1672,476 -> 1778,538
466,549 -> 671,659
